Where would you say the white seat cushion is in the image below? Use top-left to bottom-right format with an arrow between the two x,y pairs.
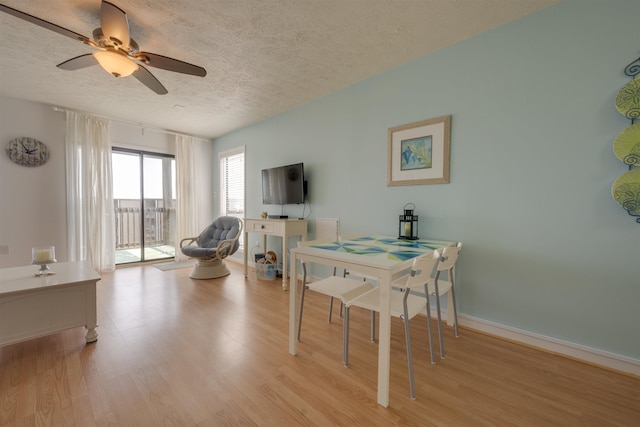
307,275 -> 373,303
347,287 -> 426,320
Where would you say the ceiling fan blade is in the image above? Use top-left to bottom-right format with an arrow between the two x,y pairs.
133,65 -> 168,95
100,1 -> 130,48
57,54 -> 99,71
0,4 -> 90,43
136,52 -> 207,77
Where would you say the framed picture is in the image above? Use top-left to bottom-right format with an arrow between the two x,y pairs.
387,115 -> 451,186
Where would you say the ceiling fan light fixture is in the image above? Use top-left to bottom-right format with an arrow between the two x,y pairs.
93,50 -> 138,77
1,2 -> 206,93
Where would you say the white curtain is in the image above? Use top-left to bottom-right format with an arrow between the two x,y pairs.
65,112 -> 116,272
174,134 -> 202,261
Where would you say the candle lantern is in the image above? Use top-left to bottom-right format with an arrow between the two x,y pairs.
398,203 -> 419,240
32,245 -> 57,276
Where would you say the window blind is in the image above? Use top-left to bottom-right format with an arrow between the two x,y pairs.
219,146 -> 245,247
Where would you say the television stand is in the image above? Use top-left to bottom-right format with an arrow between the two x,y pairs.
268,215 -> 288,219
244,218 -> 307,290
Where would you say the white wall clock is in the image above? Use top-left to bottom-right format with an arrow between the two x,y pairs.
5,137 -> 50,167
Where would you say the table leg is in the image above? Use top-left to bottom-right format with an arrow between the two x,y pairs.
282,237 -> 289,291
85,327 -> 98,343
377,271 -> 392,408
85,282 -> 98,343
289,252 -> 298,355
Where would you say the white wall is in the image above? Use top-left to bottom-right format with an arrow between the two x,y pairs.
213,0 -> 640,361
0,98 -> 66,267
0,96 -> 215,268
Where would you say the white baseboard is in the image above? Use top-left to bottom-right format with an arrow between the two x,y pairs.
227,256 -> 243,266
456,313 -> 640,377
251,268 -> 640,377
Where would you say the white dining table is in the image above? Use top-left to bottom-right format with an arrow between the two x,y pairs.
288,235 -> 456,407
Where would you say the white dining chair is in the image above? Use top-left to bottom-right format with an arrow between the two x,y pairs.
378,241 -> 462,360
296,219 -> 374,342
429,242 -> 463,358
344,250 -> 441,400
314,221 -> 374,319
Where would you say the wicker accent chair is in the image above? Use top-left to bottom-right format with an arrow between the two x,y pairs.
180,216 -> 243,279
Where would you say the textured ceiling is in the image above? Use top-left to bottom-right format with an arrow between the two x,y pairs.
0,0 -> 559,139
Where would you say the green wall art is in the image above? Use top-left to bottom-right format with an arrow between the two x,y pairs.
612,56 -> 640,223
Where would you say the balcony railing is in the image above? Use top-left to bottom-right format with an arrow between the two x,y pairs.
114,199 -> 175,263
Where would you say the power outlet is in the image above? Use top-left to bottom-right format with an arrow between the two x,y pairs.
0,245 -> 9,255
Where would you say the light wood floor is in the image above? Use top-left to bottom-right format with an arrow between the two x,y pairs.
1,262 -> 638,426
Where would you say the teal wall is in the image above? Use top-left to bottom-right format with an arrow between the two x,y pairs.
214,0 -> 640,359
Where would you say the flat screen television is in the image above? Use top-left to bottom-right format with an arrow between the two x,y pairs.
261,162 -> 306,205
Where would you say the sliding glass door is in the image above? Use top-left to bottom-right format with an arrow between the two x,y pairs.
112,149 -> 176,264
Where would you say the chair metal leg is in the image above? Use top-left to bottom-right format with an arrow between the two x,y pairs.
343,306 -> 350,367
339,268 -> 346,320
434,278 -> 445,359
297,266 -> 308,341
424,287 -> 435,364
328,297 -> 334,323
450,286 -> 459,338
450,268 -> 459,337
370,310 -> 376,342
402,292 -> 416,400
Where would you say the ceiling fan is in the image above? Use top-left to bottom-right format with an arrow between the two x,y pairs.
0,1 -> 206,94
